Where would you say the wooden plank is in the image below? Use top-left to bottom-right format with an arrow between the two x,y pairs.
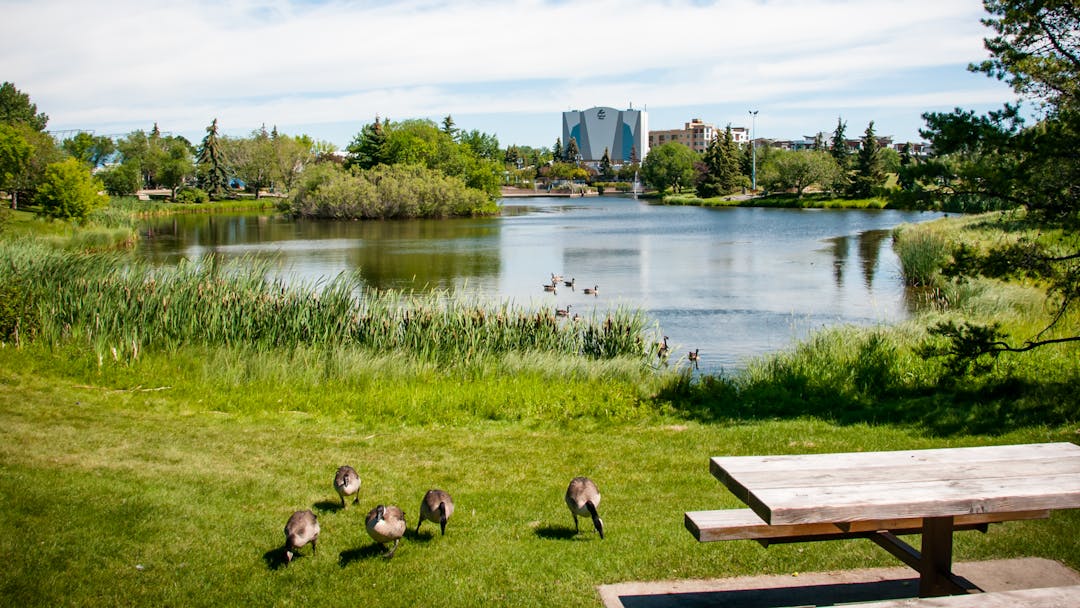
748,473 -> 1080,525
710,443 -> 1080,477
711,455 -> 1080,492
683,508 -> 1048,542
845,584 -> 1080,607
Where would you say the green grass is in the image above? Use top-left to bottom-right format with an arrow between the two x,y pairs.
1,350 -> 1078,608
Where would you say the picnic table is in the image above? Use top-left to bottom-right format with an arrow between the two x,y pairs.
686,442 -> 1080,598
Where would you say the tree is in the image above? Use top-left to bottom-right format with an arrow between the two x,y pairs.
565,137 -> 580,164
157,137 -> 195,199
271,129 -> 312,194
641,142 -> 698,194
346,116 -> 388,170
99,161 -> 142,197
196,118 -> 229,198
62,132 -> 115,168
36,157 -> 107,221
0,124 -> 32,208
698,126 -> 744,197
441,114 -> 459,140
598,147 -> 613,180
459,129 -> 500,161
849,121 -> 886,198
0,82 -> 48,132
224,126 -> 275,198
762,149 -> 839,198
915,0 -> 1080,360
552,138 -> 563,163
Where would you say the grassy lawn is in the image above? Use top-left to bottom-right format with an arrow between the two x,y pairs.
1,346 -> 1078,607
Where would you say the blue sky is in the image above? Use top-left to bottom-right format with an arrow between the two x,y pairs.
2,0 -> 1020,150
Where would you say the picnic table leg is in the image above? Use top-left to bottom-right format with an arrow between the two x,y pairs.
919,516 -> 956,597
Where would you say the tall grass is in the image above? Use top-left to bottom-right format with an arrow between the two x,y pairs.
0,240 -> 654,366
893,223 -> 951,286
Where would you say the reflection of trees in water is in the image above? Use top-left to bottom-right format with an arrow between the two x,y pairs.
830,235 -> 849,285
858,229 -> 890,289
827,229 -> 891,289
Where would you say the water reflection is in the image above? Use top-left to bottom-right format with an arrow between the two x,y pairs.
136,200 -> 942,372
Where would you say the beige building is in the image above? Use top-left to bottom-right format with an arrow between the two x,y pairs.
648,119 -> 749,153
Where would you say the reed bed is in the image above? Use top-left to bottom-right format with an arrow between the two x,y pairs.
0,240 -> 654,366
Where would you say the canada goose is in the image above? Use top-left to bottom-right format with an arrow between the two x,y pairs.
688,348 -> 700,370
334,465 -> 361,508
543,282 -> 558,293
657,336 -> 670,361
564,476 -> 604,539
283,509 -> 320,564
366,504 -> 407,558
417,489 -> 454,535
556,304 -> 572,317
551,273 -> 564,284
564,277 -> 576,289
583,285 -> 598,295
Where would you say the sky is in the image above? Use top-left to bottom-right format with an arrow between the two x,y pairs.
3,0 -> 1021,150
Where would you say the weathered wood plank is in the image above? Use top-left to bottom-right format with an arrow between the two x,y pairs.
748,473 -> 1080,525
710,443 -> 1080,477
684,508 -> 1048,542
845,584 -> 1080,607
710,455 -> 1080,492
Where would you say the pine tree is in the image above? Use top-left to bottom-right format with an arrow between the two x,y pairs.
850,121 -> 885,198
346,115 -> 388,170
196,118 -> 229,199
441,115 -> 458,140
552,138 -> 563,162
898,142 -> 915,191
599,147 -> 613,179
565,137 -> 580,163
829,117 -> 848,168
698,126 -> 744,197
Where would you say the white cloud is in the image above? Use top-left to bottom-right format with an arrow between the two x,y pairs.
1,0 -> 1012,144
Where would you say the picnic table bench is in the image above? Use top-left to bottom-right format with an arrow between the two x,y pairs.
685,442 -> 1080,598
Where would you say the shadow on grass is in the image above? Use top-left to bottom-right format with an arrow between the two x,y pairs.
657,361 -> 1080,437
313,499 -> 349,514
263,546 -> 304,570
339,543 -> 388,566
534,525 -> 588,541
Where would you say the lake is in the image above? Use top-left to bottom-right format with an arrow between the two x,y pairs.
136,196 -> 942,373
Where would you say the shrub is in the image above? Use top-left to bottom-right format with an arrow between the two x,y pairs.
894,225 -> 950,287
35,157 -> 108,222
174,187 -> 209,204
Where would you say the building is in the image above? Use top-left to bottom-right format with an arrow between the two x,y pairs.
561,106 -> 648,163
648,119 -> 750,153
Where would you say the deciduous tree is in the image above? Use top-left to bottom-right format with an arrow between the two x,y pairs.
36,157 -> 107,221
0,82 -> 48,132
641,142 -> 698,194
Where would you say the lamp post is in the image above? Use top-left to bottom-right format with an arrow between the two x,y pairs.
749,110 -> 758,192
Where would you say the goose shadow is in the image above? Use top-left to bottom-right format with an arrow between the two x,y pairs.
534,525 -> 579,540
262,546 -> 291,570
313,499 -> 348,514
339,543 -> 389,566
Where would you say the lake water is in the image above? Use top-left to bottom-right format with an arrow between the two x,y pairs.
136,196 -> 942,373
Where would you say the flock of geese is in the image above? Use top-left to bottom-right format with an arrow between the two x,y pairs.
282,466 -> 604,564
546,273 -> 702,369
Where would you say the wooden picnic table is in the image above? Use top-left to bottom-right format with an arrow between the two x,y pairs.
705,442 -> 1080,597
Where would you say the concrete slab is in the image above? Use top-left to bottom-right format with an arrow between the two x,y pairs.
597,558 -> 1080,608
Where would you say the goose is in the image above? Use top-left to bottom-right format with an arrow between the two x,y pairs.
583,285 -> 599,295
543,282 -> 558,293
565,477 -> 604,539
416,489 -> 454,536
333,465 -> 361,508
688,348 -> 700,370
657,336 -> 670,361
283,509 -> 320,564
564,277 -> 576,289
551,273 -> 564,284
556,304 -> 572,317
366,504 -> 407,558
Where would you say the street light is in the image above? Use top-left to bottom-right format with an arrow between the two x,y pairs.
749,110 -> 759,192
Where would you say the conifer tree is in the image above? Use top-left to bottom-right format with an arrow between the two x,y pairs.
346,115 -> 388,170
197,118 -> 229,198
565,137 -> 580,163
599,147 -> 613,179
849,121 -> 885,198
829,116 -> 849,168
552,138 -> 563,162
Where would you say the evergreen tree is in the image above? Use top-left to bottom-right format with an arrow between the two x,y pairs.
812,132 -> 826,151
565,137 -> 580,163
829,116 -> 849,168
698,126 -> 744,197
441,115 -> 458,140
849,121 -> 885,198
197,118 -> 229,199
599,147 -> 613,179
897,142 -> 915,191
552,138 -> 563,162
346,115 -> 388,170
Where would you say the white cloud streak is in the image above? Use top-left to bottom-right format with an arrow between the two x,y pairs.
2,0 -> 1011,143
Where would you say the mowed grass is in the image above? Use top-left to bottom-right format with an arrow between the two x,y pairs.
2,348 -> 1079,607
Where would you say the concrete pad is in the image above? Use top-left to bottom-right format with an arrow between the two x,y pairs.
597,558 -> 1080,608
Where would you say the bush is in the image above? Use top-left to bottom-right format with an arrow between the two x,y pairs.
36,158 -> 108,222
174,187 -> 209,204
